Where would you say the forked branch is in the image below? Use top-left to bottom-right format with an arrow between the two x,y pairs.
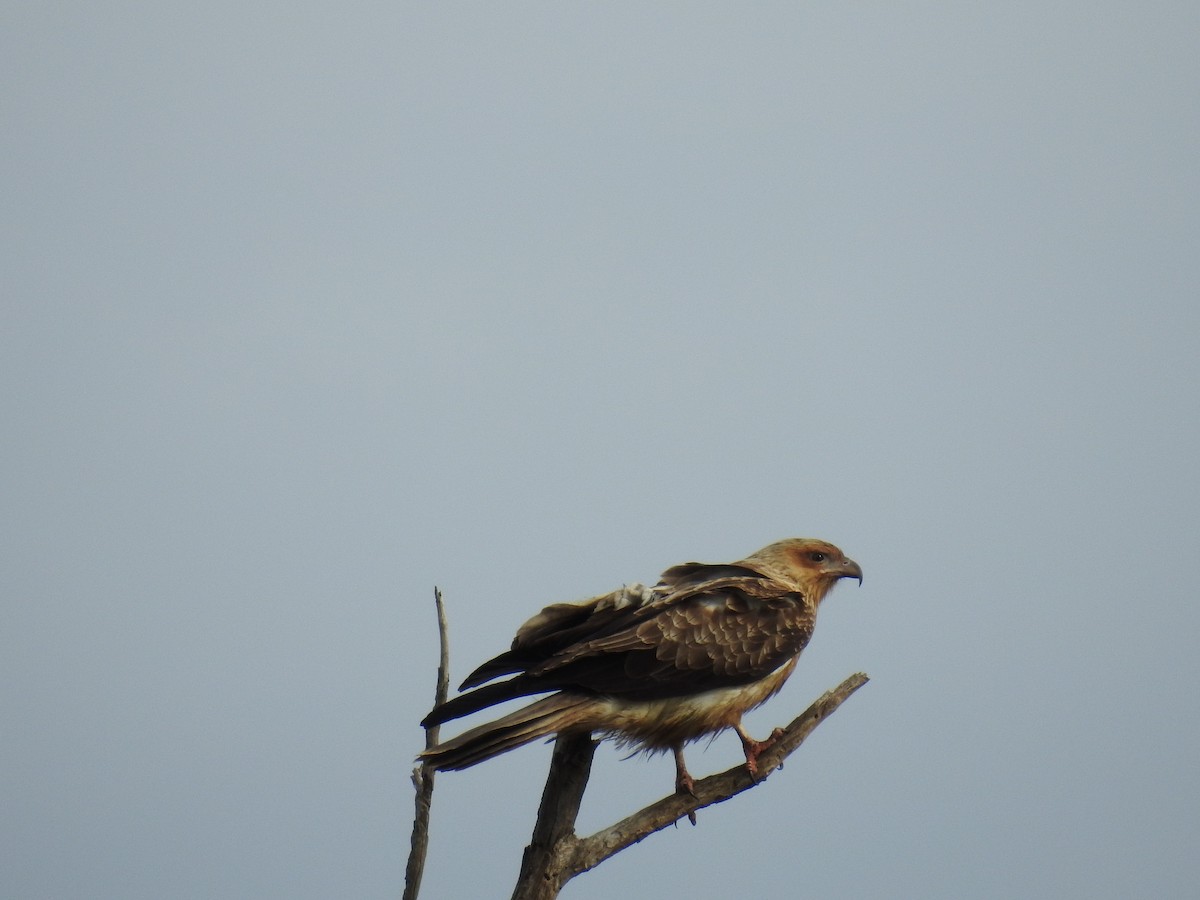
510,672 -> 870,899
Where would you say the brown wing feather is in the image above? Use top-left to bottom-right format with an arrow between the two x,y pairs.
656,562 -> 770,589
426,566 -> 816,726
458,583 -> 660,690
526,586 -> 814,700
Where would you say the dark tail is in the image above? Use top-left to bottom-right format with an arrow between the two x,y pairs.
418,694 -> 598,771
457,648 -> 529,691
420,675 -> 550,728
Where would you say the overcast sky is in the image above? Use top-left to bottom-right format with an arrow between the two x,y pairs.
4,3 -> 1199,898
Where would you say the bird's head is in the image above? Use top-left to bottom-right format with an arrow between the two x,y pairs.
742,538 -> 862,604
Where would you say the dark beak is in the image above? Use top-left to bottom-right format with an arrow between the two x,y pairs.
838,558 -> 863,586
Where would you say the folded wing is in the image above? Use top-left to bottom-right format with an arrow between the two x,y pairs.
421,564 -> 814,727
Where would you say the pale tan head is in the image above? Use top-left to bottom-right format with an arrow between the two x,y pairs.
740,538 -> 862,603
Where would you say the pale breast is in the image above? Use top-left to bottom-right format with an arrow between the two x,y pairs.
594,657 -> 799,750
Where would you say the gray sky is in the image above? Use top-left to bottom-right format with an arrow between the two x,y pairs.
4,3 -> 1199,898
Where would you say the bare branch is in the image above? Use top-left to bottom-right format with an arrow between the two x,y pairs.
561,672 -> 869,879
430,588 -> 451,733
510,732 -> 598,900
403,588 -> 450,900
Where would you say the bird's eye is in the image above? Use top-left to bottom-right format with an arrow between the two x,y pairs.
809,552 -> 826,562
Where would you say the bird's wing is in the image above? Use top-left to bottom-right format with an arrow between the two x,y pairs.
656,561 -> 776,589
458,583 -> 660,690
526,579 -> 815,700
458,562 -> 810,695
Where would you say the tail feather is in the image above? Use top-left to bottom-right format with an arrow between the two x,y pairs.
420,675 -> 543,728
458,650 -> 528,690
419,694 -> 598,771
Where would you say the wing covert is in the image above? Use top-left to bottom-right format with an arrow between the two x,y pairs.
527,587 -> 815,699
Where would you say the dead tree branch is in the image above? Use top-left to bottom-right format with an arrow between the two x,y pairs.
403,588 -> 449,900
509,672 -> 870,898
510,732 -> 598,900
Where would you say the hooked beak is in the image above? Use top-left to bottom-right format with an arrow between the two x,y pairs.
837,557 -> 863,586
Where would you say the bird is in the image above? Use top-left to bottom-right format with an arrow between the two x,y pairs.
419,538 -> 862,794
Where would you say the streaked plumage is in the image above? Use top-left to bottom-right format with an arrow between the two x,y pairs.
419,538 -> 861,791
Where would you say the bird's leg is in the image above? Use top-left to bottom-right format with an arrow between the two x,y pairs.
672,744 -> 696,796
672,744 -> 699,826
734,723 -> 786,780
